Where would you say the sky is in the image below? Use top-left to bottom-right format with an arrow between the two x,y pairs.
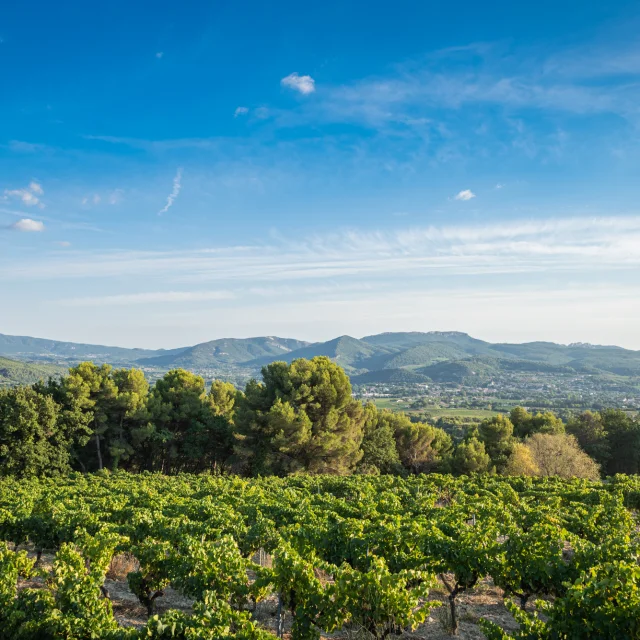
1,0 -> 640,350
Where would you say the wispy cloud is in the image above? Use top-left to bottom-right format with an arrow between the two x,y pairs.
281,73 -> 316,95
6,215 -> 640,283
155,52 -> 164,59
11,218 -> 45,232
234,106 -> 249,117
62,290 -> 234,306
454,189 -> 476,201
158,168 -> 183,215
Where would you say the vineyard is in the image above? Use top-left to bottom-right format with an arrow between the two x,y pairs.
1,472 -> 640,639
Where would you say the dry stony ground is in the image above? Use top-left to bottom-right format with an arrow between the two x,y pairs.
18,551 -> 521,639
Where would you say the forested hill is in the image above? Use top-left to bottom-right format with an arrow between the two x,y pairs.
0,356 -> 65,387
1,330 -> 640,383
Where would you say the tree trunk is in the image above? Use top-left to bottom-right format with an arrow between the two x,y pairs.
449,593 -> 458,635
95,433 -> 103,470
276,592 -> 285,637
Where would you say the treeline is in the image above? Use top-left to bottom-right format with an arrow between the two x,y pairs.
0,356 -> 638,479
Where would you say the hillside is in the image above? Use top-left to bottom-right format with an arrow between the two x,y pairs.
350,368 -> 431,385
0,356 -> 66,387
247,335 -> 393,371
138,336 -> 310,368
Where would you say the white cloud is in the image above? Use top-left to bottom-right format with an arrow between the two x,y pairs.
3,181 -> 44,207
55,241 -> 71,247
281,72 -> 316,95
495,183 -> 505,189
158,168 -> 183,215
11,218 -> 45,232
454,189 -> 476,201
234,106 -> 249,117
156,52 -> 163,59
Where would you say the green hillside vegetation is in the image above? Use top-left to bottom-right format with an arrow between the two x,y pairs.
248,335 -> 393,371
350,368 -> 431,384
0,356 -> 64,387
137,336 -> 309,368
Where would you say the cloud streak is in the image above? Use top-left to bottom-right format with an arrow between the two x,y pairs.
5,215 -> 640,283
157,168 -> 183,215
61,290 -> 234,306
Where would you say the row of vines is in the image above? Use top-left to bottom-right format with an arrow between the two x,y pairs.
1,472 -> 640,639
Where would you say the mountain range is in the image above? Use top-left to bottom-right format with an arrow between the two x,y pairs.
1,330 -> 639,386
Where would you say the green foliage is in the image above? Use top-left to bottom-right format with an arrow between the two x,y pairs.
451,436 -> 491,474
478,414 -> 515,471
234,357 -> 365,475
0,386 -> 71,477
0,356 -> 64,388
509,407 -> 565,438
0,473 -> 639,639
358,404 -> 401,474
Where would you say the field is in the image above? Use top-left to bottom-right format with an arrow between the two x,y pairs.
370,398 -> 499,420
1,472 -> 639,639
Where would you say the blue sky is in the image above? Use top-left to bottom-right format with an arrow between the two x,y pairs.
2,0 -> 640,349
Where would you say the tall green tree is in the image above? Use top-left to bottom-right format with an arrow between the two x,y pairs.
147,369 -> 233,474
510,407 -> 564,438
234,357 -> 365,476
478,414 -> 515,472
451,431 -> 491,475
0,387 -> 71,477
599,409 -> 640,475
109,368 -> 150,470
566,411 -> 611,468
357,404 -> 401,474
208,380 -> 242,422
392,413 -> 451,474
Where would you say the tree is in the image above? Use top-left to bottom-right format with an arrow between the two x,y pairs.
566,411 -> 610,467
393,414 -> 451,474
599,409 -> 640,475
525,433 -> 600,479
209,380 -> 242,422
451,437 -> 491,474
502,442 -> 539,476
0,387 -> 70,477
108,368 -> 150,470
50,362 -> 118,471
478,414 -> 515,472
234,357 -> 365,476
147,369 -> 233,474
357,404 -> 400,474
509,407 -> 564,438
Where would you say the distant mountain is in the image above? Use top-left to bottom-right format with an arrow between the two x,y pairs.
247,335 -> 394,372
0,356 -> 66,387
0,333 -> 186,364
137,337 -> 310,368
1,330 -> 639,388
